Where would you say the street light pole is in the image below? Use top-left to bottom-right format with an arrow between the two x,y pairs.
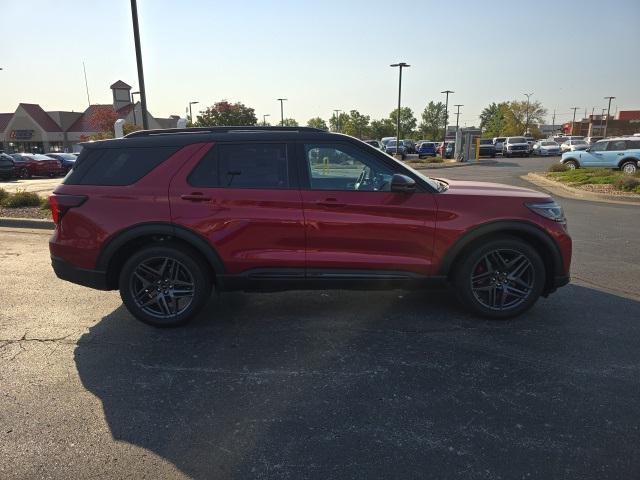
130,0 -> 149,130
390,63 -> 410,146
131,91 -> 140,126
599,108 -> 607,135
453,105 -> 463,132
263,114 -> 270,126
277,98 -> 287,126
570,107 -> 579,135
333,109 -> 342,132
524,93 -> 533,134
441,90 -> 454,148
188,101 -> 199,125
604,96 -> 615,137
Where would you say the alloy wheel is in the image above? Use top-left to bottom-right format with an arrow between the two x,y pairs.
470,249 -> 534,311
622,163 -> 637,175
129,256 -> 195,319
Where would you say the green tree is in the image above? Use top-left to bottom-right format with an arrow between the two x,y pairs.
329,112 -> 350,133
479,102 -> 509,137
504,100 -> 547,136
418,101 -> 446,140
342,110 -> 371,139
195,100 -> 257,126
306,117 -> 328,130
388,107 -> 417,139
369,118 -> 396,139
282,118 -> 299,127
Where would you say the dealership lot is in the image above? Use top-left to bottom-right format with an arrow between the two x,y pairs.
1,156 -> 639,479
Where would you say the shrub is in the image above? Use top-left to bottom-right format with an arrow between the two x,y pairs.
428,156 -> 444,163
548,163 -> 568,172
0,188 -> 8,204
40,197 -> 52,210
613,175 -> 640,192
2,190 -> 42,208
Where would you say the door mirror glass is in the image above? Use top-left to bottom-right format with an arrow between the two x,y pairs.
390,173 -> 416,193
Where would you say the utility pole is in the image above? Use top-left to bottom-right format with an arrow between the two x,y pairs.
441,90 -> 454,147
277,98 -> 287,126
599,108 -> 606,135
570,107 -> 579,135
333,109 -> 342,133
130,0 -> 149,129
552,109 -> 556,132
390,63 -> 410,145
604,96 -> 615,137
82,61 -> 91,107
524,93 -> 533,134
454,105 -> 463,132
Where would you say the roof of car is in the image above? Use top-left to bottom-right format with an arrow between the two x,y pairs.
82,126 -> 344,149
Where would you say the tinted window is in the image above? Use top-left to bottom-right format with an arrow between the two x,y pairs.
628,140 -> 640,150
305,143 -> 393,192
607,140 -> 626,151
509,137 -> 526,143
189,143 -> 288,189
590,141 -> 607,152
64,146 -> 178,186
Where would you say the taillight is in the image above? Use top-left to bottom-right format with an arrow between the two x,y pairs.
49,194 -> 87,224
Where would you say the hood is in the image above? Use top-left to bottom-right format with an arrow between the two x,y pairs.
438,179 -> 551,200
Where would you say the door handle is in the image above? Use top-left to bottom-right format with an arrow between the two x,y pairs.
316,199 -> 346,208
180,193 -> 212,202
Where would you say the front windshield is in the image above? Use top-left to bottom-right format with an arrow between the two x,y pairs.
541,141 -> 557,146
509,137 -> 526,143
387,140 -> 398,147
401,161 -> 442,191
574,140 -> 587,145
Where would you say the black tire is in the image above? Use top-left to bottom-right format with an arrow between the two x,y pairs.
564,159 -> 579,170
19,167 -> 31,179
453,236 -> 546,319
620,160 -> 638,175
119,243 -> 212,327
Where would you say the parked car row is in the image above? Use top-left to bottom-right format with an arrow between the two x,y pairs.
0,152 -> 75,180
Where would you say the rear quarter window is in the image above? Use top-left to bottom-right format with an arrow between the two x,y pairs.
64,146 -> 178,186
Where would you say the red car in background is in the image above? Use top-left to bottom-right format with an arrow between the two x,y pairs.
10,153 -> 63,178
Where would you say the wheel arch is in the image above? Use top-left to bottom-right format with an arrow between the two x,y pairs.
97,222 -> 225,289
439,220 -> 563,294
561,157 -> 579,165
618,156 -> 639,168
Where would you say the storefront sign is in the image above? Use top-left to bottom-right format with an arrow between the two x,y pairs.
10,130 -> 35,140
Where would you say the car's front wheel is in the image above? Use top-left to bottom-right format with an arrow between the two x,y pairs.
119,244 -> 212,327
453,236 -> 546,319
564,159 -> 579,170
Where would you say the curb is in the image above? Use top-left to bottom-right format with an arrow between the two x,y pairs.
0,217 -> 55,230
413,159 -> 498,170
523,173 -> 640,206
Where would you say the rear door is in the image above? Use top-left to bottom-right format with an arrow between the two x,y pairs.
298,141 -> 437,277
169,141 -> 306,275
602,139 -> 628,167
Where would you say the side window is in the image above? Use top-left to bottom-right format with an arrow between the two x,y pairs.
590,141 -> 607,152
64,147 -> 178,186
189,143 -> 288,189
607,140 -> 627,151
305,143 -> 393,192
628,140 -> 640,150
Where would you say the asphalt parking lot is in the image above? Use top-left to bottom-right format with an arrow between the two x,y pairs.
1,156 -> 639,479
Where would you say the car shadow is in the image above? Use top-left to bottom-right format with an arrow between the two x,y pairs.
75,284 -> 640,479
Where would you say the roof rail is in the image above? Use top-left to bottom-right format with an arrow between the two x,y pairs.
124,126 -> 324,138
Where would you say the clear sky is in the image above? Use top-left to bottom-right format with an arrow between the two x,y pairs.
1,0 -> 639,126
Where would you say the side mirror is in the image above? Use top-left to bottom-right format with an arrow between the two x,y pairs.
390,173 -> 416,193
585,147 -> 590,152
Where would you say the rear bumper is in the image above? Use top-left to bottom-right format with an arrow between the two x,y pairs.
51,256 -> 110,290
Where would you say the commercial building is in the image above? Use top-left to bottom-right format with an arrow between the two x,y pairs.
0,81 -> 179,153
562,110 -> 640,137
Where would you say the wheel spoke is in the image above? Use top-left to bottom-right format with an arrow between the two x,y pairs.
137,263 -> 161,281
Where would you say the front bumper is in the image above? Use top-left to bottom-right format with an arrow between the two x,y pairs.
51,256 -> 110,290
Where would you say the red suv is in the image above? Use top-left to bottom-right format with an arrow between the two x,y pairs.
49,127 -> 571,327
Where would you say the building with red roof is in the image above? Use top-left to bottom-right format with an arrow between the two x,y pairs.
0,80 -> 179,153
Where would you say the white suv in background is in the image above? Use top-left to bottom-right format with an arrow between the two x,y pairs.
502,137 -> 530,157
560,139 -> 589,153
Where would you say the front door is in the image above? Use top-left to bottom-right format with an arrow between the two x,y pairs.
582,140 -> 607,167
169,141 -> 306,275
299,141 -> 437,277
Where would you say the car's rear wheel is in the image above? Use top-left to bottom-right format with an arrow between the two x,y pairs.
564,159 -> 579,170
453,237 -> 545,319
119,244 -> 212,327
620,160 -> 637,175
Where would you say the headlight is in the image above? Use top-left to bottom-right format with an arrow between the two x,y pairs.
526,201 -> 566,223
